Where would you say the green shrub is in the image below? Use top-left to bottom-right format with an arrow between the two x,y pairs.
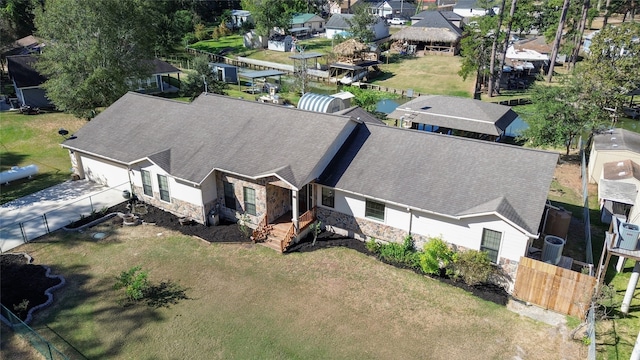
452,250 -> 494,286
376,235 -> 420,269
419,236 -> 454,276
365,238 -> 380,253
114,266 -> 149,302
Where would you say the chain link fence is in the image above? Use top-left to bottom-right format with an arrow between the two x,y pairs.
581,139 -> 596,359
1,304 -> 68,360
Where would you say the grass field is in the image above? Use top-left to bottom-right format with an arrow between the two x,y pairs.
0,111 -> 87,204
12,226 -> 582,360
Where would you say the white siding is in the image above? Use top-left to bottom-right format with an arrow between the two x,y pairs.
200,172 -> 218,205
588,149 -> 640,184
131,163 -> 202,205
79,155 -> 129,188
323,188 -> 530,263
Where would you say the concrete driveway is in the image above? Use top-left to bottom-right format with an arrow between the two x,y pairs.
0,180 -> 127,252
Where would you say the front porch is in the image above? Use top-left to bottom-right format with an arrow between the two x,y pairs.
252,207 -> 317,252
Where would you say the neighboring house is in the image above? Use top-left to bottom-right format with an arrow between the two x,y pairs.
290,13 -> 326,33
371,0 -> 417,18
392,11 -> 463,55
6,55 -> 51,108
588,128 -> 640,184
412,10 -> 463,28
598,159 -> 640,224
325,13 -> 390,40
228,10 -> 252,29
1,35 -> 45,57
505,36 -> 559,74
387,95 -> 519,141
453,0 -> 498,17
6,55 -> 181,107
61,91 -> 558,291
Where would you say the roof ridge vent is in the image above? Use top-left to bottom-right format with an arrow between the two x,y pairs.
618,161 -> 625,166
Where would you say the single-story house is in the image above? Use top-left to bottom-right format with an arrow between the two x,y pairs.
598,159 -> 640,224
391,11 -> 463,55
6,55 -> 181,107
453,0 -> 499,17
325,13 -> 390,41
61,91 -> 558,291
6,55 -> 51,108
371,0 -> 417,19
589,128 -> 640,184
291,13 -> 326,33
387,95 -> 519,141
412,10 -> 463,28
505,36 -> 560,75
1,35 -> 45,57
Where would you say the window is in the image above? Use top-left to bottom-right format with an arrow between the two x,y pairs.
321,187 -> 334,208
223,181 -> 235,210
243,187 -> 256,216
481,229 -> 502,263
365,199 -> 385,221
157,175 -> 170,202
141,170 -> 153,196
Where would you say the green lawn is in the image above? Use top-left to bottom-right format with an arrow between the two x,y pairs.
189,35 -> 246,55
0,111 -> 87,204
11,225 -> 583,360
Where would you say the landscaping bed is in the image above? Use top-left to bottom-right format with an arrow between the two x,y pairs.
4,201 -> 508,324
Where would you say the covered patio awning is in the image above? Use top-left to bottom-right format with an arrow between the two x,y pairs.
599,179 -> 637,205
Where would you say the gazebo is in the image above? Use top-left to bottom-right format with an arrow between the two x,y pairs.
332,38 -> 371,64
390,13 -> 462,56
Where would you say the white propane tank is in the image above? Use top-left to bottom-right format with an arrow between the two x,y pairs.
0,165 -> 38,184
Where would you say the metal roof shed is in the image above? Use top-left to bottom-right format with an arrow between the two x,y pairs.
209,63 -> 238,84
298,93 -> 345,113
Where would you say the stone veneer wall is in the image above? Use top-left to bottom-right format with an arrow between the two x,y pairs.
318,207 -> 407,243
266,184 -> 291,223
318,207 -> 518,293
133,185 -> 205,224
216,173 -> 268,228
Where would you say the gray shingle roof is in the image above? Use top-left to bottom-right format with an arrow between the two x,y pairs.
6,55 -> 47,88
62,92 -> 357,189
387,95 -> 518,136
334,106 -> 385,124
410,11 -> 462,35
593,128 -> 640,153
319,123 -> 558,235
326,14 -> 353,30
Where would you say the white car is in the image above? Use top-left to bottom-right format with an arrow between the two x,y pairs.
388,18 -> 407,25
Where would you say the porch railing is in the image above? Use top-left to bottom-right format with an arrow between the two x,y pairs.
281,207 -> 316,252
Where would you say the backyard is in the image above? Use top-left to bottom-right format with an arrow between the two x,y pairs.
3,220 -> 583,359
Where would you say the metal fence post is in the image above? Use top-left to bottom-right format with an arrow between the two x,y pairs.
19,222 -> 27,244
43,214 -> 50,234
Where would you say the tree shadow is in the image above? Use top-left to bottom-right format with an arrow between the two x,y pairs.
143,281 -> 190,309
0,151 -> 29,171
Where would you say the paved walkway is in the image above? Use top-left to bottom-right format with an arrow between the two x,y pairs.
0,180 -> 127,252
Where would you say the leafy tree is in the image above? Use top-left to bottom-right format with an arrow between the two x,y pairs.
240,0 -> 307,37
194,23 -> 208,41
34,0 -> 156,118
577,22 -> 640,117
181,55 -> 227,100
458,16 -> 497,97
0,0 -> 36,46
346,3 -> 375,43
520,76 -> 604,155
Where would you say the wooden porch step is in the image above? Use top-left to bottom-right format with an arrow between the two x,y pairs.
260,238 -> 283,252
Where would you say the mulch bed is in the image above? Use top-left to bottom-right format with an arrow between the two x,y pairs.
2,201 -> 507,321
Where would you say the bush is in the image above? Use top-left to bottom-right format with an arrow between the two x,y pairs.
419,236 -> 454,276
452,250 -> 494,286
365,238 -> 381,253
114,266 -> 149,302
376,235 -> 419,269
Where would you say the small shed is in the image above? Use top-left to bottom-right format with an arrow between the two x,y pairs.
297,93 -> 346,113
268,35 -> 293,52
209,63 -> 238,84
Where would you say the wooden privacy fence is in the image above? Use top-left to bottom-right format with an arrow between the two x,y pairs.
513,257 -> 596,320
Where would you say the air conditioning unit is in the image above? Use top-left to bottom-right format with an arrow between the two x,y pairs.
617,222 -> 640,251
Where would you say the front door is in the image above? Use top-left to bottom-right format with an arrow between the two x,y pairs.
298,184 -> 313,213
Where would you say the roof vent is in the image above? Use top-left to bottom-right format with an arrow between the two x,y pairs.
611,137 -> 617,140
619,171 -> 627,176
618,161 -> 625,166
612,144 -> 619,147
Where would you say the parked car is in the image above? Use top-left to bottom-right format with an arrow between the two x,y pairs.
388,18 -> 407,25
